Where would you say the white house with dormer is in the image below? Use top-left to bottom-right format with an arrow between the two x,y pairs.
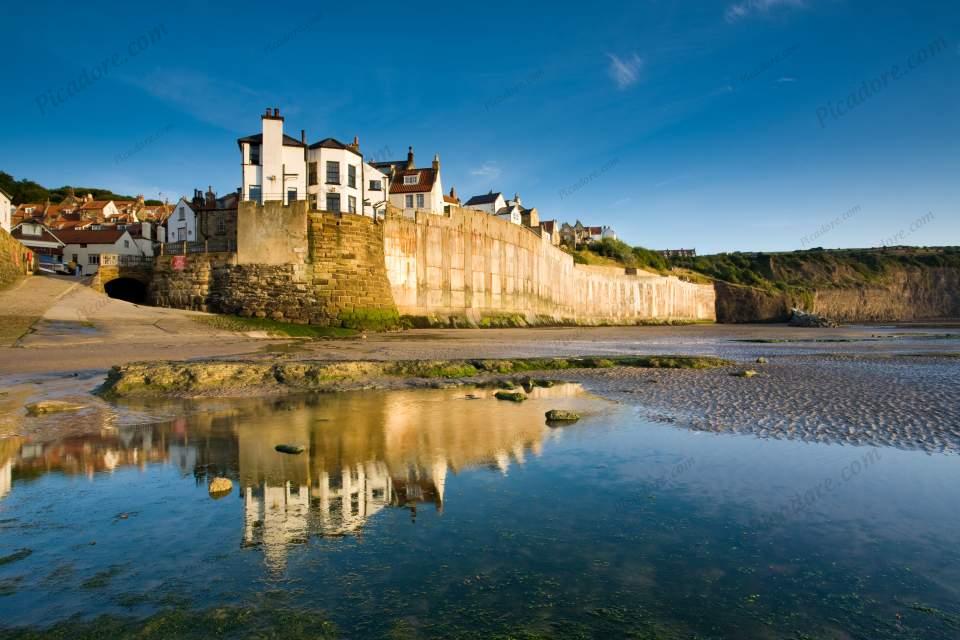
370,147 -> 445,215
306,137 -> 390,216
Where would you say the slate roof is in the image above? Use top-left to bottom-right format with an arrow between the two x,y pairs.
236,133 -> 306,148
307,137 -> 361,156
464,192 -> 503,206
55,228 -> 127,245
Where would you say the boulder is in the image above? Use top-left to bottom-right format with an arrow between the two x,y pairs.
208,477 -> 233,498
756,357 -> 768,364
275,443 -> 305,454
733,370 -> 759,378
25,400 -> 86,416
788,308 -> 838,328
545,409 -> 581,423
494,391 -> 526,402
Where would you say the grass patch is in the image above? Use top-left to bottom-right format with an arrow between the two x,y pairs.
192,315 -> 358,339
338,308 -> 401,331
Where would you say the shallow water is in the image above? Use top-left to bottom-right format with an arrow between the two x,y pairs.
1,384 -> 959,638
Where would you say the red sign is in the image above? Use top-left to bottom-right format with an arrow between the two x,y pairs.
172,255 -> 187,271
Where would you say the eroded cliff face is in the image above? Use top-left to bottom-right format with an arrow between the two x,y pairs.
714,266 -> 960,323
811,267 -> 960,322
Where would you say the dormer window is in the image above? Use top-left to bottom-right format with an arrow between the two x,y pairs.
403,174 -> 419,185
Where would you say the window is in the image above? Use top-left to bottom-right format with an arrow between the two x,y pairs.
71,254 -> 78,263
416,194 -> 425,209
91,224 -> 102,230
249,145 -> 260,165
326,161 -> 340,184
348,196 -> 357,214
308,162 -> 318,186
249,185 -> 261,203
216,217 -> 226,235
405,195 -> 413,208
310,194 -> 318,210
347,165 -> 357,188
123,240 -> 130,248
287,187 -> 298,203
178,207 -> 185,221
403,174 -> 419,185
326,193 -> 341,213
88,254 -> 100,265
368,179 -> 382,191
177,228 -> 186,242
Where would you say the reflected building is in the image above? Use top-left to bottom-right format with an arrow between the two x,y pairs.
3,385 -> 586,570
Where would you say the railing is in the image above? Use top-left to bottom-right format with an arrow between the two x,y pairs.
239,193 -> 311,203
160,238 -> 237,255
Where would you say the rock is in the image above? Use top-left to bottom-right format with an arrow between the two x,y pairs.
494,391 -> 526,402
756,357 -> 768,364
788,308 -> 838,328
208,477 -> 233,497
25,400 -> 86,416
545,409 -> 581,423
733,370 -> 759,378
275,443 -> 305,454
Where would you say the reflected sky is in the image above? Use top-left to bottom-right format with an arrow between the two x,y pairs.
1,385 -> 959,639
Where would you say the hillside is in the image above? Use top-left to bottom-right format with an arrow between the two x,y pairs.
576,240 -> 960,322
0,171 -> 163,205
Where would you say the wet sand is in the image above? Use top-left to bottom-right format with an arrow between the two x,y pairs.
1,279 -> 959,452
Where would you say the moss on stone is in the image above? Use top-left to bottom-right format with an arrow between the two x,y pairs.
338,308 -> 401,331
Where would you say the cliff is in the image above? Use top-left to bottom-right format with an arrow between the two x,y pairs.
692,249 -> 960,323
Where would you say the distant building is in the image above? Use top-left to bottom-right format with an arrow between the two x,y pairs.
11,221 -> 64,271
371,147 -> 445,215
464,191 -> 506,214
659,248 -> 696,258
443,187 -> 461,213
464,191 -> 539,227
540,220 -> 560,246
57,228 -> 142,276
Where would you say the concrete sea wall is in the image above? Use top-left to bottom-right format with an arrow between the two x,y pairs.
382,208 -> 715,324
149,204 -> 715,326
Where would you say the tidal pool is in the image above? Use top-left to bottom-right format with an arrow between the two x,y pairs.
0,384 -> 958,639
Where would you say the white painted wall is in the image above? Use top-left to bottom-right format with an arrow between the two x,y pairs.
64,231 -> 139,276
166,198 -> 197,243
0,191 -> 11,232
306,147 -> 363,214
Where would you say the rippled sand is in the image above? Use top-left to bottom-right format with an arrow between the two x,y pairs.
558,353 -> 960,454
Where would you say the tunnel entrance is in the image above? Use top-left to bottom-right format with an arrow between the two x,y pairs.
104,278 -> 147,304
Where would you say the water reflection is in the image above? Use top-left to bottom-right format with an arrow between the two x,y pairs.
3,385 -> 592,570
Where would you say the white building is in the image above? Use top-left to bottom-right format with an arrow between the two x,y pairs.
238,109 -> 390,218
463,191 -> 506,214
11,221 -> 64,271
165,198 -> 198,243
0,188 -> 11,232
238,108 -> 308,205
371,147 -> 445,215
78,199 -> 120,219
58,228 -> 142,276
306,137 -> 390,217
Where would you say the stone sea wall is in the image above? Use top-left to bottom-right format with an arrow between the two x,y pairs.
149,204 -> 715,326
382,208 -> 716,324
0,228 -> 34,288
150,211 -> 396,325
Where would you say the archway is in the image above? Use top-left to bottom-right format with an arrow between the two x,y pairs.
104,277 -> 148,304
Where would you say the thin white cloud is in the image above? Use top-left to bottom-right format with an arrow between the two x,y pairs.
725,0 -> 806,23
471,161 -> 501,180
606,53 -> 645,90
777,76 -> 798,83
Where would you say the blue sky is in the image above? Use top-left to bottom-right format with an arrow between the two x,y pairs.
3,0 -> 958,253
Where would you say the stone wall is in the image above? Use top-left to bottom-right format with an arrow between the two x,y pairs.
382,207 -> 716,324
237,200 -> 308,265
0,228 -> 34,289
151,212 -> 397,326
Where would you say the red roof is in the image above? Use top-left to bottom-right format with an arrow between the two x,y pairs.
55,228 -> 127,245
79,200 -> 113,210
390,168 -> 438,194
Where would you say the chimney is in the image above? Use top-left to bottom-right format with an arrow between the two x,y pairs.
265,107 -> 271,116
406,146 -> 415,170
514,192 -> 521,206
432,153 -> 440,172
351,135 -> 360,150
301,129 -> 306,144
449,186 -> 457,200
274,107 -> 280,117
206,186 -> 216,208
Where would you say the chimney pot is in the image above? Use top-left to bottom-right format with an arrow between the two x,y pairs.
301,129 -> 306,144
